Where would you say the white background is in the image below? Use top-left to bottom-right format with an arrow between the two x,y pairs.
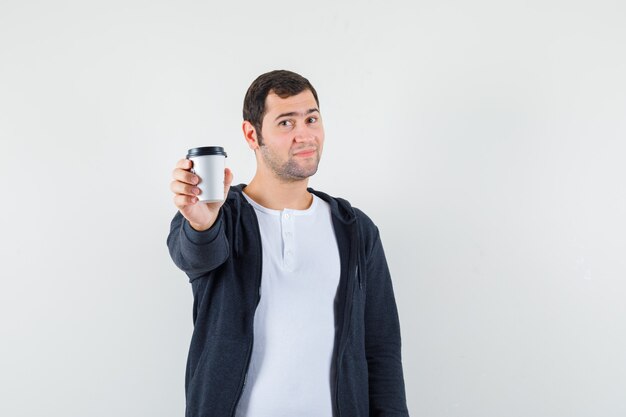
1,1 -> 625,416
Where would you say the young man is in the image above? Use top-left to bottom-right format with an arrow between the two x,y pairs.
167,70 -> 410,417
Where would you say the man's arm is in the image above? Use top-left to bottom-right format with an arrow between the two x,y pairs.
364,228 -> 410,416
167,158 -> 233,281
166,209 -> 230,281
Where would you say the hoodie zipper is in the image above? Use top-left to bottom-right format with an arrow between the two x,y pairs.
335,263 -> 360,417
230,210 -> 263,417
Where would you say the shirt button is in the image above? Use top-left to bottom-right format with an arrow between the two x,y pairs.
285,231 -> 292,237
286,250 -> 292,256
284,213 -> 290,219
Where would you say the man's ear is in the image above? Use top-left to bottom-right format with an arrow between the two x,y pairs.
242,121 -> 259,150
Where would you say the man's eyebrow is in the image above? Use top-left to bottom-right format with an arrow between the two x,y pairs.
274,108 -> 320,121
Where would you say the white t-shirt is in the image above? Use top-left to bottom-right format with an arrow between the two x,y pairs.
235,192 -> 341,417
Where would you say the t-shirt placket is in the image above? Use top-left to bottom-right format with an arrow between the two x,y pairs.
281,210 -> 295,270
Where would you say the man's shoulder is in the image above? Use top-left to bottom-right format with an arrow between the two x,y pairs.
351,206 -> 375,226
309,188 -> 379,234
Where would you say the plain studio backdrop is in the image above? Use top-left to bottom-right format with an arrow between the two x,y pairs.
1,0 -> 625,416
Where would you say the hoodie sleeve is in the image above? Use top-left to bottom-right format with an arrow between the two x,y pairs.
364,227 -> 410,416
166,210 -> 230,282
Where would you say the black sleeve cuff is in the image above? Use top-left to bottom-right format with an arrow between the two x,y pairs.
182,210 -> 224,245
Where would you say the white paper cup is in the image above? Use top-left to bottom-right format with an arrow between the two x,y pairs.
186,146 -> 228,202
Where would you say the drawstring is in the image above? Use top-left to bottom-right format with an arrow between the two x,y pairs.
235,193 -> 243,256
232,192 -> 243,257
354,216 -> 363,290
309,188 -> 362,291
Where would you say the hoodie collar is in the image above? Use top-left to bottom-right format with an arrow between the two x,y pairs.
228,183 -> 357,225
228,183 -> 363,289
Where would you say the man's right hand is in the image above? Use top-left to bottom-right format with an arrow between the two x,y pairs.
170,158 -> 234,231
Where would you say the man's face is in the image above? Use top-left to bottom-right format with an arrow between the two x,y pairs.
257,90 -> 324,182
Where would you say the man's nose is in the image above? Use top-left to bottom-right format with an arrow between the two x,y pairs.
294,124 -> 314,142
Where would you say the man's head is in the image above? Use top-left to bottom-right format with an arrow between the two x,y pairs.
242,70 -> 324,183
243,70 -> 320,146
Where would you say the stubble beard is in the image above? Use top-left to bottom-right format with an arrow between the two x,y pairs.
258,142 -> 321,183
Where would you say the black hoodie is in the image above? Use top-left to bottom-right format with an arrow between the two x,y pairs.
167,184 -> 409,417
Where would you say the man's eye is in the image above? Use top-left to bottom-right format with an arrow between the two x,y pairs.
307,117 -> 317,123
279,120 -> 293,127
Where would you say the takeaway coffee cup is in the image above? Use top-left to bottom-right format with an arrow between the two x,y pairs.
186,146 -> 228,202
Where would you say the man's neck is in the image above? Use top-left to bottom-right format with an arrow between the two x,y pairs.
243,173 -> 313,211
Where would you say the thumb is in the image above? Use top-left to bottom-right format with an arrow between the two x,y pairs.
223,167 -> 234,197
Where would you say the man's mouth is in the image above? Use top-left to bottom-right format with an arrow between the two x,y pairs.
293,148 -> 317,157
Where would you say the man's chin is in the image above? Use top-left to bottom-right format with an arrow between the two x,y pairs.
278,166 -> 319,182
